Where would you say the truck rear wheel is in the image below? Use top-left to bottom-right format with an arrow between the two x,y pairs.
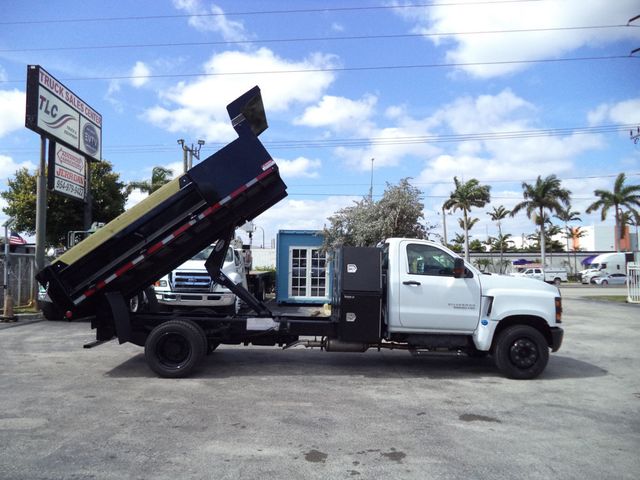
494,325 -> 549,380
144,320 -> 206,378
553,277 -> 561,286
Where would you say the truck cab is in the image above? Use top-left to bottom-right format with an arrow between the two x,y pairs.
380,239 -> 563,378
153,245 -> 247,314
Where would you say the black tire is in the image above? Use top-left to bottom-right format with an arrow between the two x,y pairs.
601,280 -> 608,286
553,277 -> 561,286
494,325 -> 549,380
144,320 -> 206,378
129,293 -> 145,313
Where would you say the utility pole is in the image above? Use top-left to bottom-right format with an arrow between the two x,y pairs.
178,139 -> 205,173
369,158 -> 374,201
442,205 -> 448,245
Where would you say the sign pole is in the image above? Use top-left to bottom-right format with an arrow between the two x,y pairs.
35,135 -> 47,272
84,161 -> 92,230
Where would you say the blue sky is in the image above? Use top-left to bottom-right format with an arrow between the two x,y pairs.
1,0 -> 639,247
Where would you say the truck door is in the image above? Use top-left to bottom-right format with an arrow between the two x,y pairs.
398,241 -> 481,332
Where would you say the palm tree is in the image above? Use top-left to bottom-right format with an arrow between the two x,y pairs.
586,173 -> 640,252
458,216 -> 479,232
127,166 -> 174,195
444,177 -> 491,262
487,205 -> 511,273
554,204 -> 581,272
568,226 -> 587,275
626,209 -> 640,250
511,174 -> 570,267
490,233 -> 514,273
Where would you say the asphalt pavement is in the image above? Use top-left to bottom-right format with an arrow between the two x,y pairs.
0,297 -> 639,479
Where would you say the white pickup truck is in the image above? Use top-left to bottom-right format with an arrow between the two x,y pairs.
513,267 -> 568,285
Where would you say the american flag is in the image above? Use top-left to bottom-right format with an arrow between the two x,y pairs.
9,230 -> 27,245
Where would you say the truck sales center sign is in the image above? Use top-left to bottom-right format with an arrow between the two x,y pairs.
25,65 -> 102,161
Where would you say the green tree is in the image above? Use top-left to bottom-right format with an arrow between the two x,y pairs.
323,178 -> 432,250
487,205 -> 511,273
443,177 -> 491,262
586,173 -> 640,251
1,161 -> 128,246
469,238 -> 484,253
458,216 -> 479,232
127,166 -> 173,194
511,174 -> 570,267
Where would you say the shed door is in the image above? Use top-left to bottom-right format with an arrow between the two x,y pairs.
289,247 -> 328,299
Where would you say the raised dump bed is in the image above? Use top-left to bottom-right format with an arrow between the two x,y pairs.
37,86 -> 287,317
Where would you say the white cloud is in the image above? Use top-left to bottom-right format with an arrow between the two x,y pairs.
295,94 -> 377,134
276,156 -> 322,179
588,98 -> 640,126
130,61 -> 151,88
143,48 -> 337,141
172,0 -> 249,42
0,89 -> 26,138
397,0 -> 640,78
124,188 -> 148,210
416,89 -> 603,185
0,154 -> 36,181
252,195 -> 359,246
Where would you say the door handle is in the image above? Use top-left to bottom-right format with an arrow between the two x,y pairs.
403,280 -> 421,286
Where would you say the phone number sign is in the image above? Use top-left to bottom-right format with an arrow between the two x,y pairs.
48,142 -> 87,202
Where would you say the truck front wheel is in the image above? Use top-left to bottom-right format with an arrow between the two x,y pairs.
494,325 -> 549,380
144,320 -> 206,378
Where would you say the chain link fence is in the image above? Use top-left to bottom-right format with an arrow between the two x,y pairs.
1,253 -> 38,309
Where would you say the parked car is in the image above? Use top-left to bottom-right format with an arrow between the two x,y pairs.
592,273 -> 627,286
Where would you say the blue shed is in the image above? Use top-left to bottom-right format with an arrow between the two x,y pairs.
276,230 -> 331,304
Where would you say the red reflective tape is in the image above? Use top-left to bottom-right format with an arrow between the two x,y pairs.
229,184 -> 248,199
201,203 -> 221,218
84,288 -> 97,298
147,242 -> 163,255
115,262 -> 134,277
172,222 -> 192,237
256,168 -> 273,182
96,280 -> 106,290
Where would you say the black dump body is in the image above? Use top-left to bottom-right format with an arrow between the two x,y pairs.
37,87 -> 287,317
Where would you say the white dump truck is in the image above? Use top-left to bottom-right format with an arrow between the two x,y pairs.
37,87 -> 563,380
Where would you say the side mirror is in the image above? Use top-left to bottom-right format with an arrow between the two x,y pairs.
453,258 -> 465,278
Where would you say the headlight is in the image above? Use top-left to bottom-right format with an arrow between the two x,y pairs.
154,279 -> 168,288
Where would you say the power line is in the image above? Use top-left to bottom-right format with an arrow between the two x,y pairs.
0,55 -> 633,84
287,172 -> 640,188
2,24 -> 633,53
0,0 -> 546,26
2,124 -> 633,154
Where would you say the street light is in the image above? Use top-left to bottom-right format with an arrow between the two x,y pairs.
254,225 -> 265,248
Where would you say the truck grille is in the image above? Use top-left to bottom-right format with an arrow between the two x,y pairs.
171,271 -> 213,292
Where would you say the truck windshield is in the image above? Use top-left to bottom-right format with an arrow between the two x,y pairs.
190,246 -> 233,263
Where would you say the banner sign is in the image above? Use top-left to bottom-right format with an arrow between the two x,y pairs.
26,65 -> 102,161
48,142 -> 87,202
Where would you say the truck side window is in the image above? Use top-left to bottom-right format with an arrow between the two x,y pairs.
406,243 -> 455,277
